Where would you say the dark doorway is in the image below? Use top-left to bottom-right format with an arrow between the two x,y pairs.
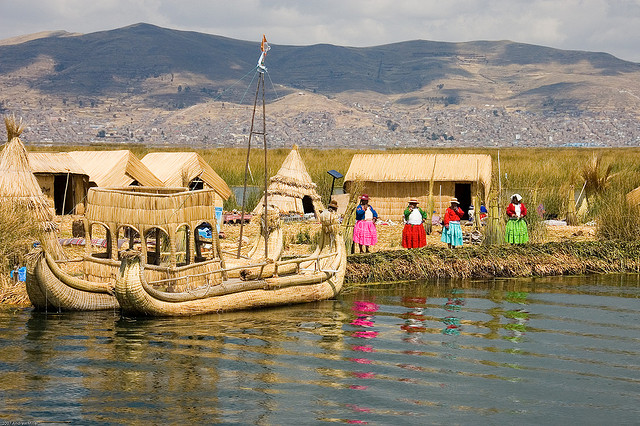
455,183 -> 471,220
302,195 -> 315,214
53,174 -> 74,215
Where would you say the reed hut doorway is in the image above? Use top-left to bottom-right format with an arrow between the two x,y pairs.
455,183 -> 472,220
53,174 -> 74,215
302,195 -> 315,214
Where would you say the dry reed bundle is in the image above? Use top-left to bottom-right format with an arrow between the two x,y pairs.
0,115 -> 65,259
581,153 -> 614,197
0,279 -> 29,306
342,180 -> 364,254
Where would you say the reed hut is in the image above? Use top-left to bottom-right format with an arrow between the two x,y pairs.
68,150 -> 163,188
252,145 -> 324,216
28,152 -> 90,215
344,153 -> 492,220
141,152 -> 232,209
0,116 -> 65,259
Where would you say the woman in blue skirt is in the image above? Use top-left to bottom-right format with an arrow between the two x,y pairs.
441,198 -> 464,248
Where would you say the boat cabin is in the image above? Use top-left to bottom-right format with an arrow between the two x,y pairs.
81,187 -> 223,288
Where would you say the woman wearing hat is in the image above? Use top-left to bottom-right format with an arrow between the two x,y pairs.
505,194 -> 529,244
353,194 -> 378,253
402,198 -> 427,248
441,197 -> 464,248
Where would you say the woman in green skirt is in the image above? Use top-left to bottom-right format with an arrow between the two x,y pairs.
505,194 -> 529,244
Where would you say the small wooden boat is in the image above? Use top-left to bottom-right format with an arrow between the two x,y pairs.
26,186 -> 229,311
115,208 -> 345,316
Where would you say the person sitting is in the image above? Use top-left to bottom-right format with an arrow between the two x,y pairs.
440,198 -> 464,248
402,198 -> 427,248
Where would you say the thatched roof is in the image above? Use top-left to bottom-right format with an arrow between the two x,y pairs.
141,152 -> 232,200
86,187 -> 218,229
0,117 -> 53,222
28,152 -> 88,175
253,145 -> 324,215
68,150 -> 163,187
344,153 -> 492,191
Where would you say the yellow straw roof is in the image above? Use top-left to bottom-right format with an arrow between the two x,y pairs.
345,153 -> 492,191
68,150 -> 163,187
28,152 -> 88,175
141,152 -> 232,199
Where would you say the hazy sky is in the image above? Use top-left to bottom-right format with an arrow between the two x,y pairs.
1,0 -> 639,62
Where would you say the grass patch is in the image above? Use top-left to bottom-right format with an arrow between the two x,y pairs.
0,203 -> 42,306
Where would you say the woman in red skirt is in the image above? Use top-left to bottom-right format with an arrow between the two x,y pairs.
402,198 -> 427,248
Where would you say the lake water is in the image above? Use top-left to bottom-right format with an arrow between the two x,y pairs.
1,274 -> 639,425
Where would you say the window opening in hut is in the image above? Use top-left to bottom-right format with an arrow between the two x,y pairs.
144,227 -> 170,266
302,195 -> 315,214
455,183 -> 472,220
176,225 -> 190,266
89,223 -> 111,259
195,222 -> 214,262
189,177 -> 204,191
130,180 -> 140,186
116,225 -> 140,255
53,174 -> 74,215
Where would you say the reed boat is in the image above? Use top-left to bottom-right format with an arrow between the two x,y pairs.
115,208 -> 345,316
113,36 -> 346,316
26,186 -> 237,311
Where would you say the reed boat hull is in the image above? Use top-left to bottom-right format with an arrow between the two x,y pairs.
115,234 -> 346,317
26,250 -> 119,311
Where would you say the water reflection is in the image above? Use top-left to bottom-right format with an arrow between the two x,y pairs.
503,291 -> 530,343
442,288 -> 465,336
1,275 -> 639,424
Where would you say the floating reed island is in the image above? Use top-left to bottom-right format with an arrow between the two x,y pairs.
345,241 -> 640,283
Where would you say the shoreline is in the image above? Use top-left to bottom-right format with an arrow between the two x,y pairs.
345,240 -> 640,283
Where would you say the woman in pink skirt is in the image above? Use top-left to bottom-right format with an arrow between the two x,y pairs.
353,194 -> 378,253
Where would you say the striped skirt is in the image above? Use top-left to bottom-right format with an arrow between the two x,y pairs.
441,221 -> 463,247
353,220 -> 378,246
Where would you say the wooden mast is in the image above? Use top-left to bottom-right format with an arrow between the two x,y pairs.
238,37 -> 269,259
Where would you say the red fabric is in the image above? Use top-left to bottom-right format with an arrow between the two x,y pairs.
443,207 -> 464,226
506,203 -> 527,218
402,223 -> 426,248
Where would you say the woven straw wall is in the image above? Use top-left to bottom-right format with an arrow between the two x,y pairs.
353,181 -> 483,220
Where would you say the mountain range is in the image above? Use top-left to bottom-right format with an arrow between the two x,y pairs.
1,23 -> 639,147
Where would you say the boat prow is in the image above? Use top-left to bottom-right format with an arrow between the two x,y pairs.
26,248 -> 119,311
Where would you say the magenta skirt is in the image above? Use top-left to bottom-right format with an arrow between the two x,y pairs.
353,220 -> 378,246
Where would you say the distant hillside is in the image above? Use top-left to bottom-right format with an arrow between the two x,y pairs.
1,23 -> 639,111
2,23 -> 640,148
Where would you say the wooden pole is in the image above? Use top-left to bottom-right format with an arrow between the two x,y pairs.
261,72 -> 269,259
237,72 -> 262,258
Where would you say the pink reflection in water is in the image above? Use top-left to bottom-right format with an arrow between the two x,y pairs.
352,345 -> 374,352
349,358 -> 372,364
346,420 -> 368,424
349,385 -> 369,390
353,331 -> 379,339
352,301 -> 379,313
351,317 -> 375,327
347,404 -> 372,413
353,372 -> 376,379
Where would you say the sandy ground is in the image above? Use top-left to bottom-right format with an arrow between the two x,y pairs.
54,215 -> 597,257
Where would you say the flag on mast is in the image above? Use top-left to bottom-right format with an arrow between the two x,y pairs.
257,34 -> 270,71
